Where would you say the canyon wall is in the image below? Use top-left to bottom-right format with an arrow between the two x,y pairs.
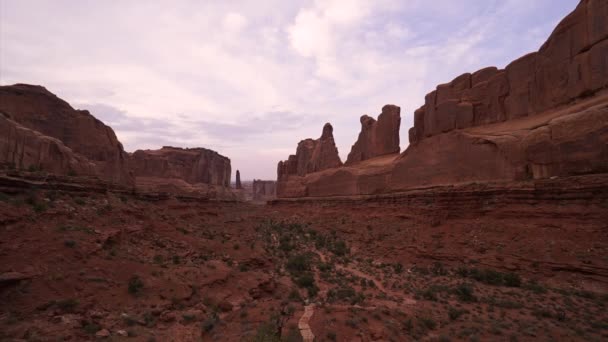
0,84 -> 235,198
277,0 -> 608,199
346,105 -> 401,165
277,123 -> 342,197
0,113 -> 97,176
129,146 -> 231,193
0,84 -> 133,186
409,0 -> 607,144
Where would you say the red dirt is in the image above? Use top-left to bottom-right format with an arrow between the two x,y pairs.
1,173 -> 607,341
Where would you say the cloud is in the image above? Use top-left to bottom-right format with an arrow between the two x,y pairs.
223,12 -> 248,32
0,0 -> 578,179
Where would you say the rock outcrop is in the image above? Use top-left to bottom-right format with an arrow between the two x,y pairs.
0,113 -> 97,175
252,180 -> 276,201
129,147 -> 231,194
409,0 -> 608,144
0,84 -> 236,198
346,105 -> 401,165
277,123 -> 342,180
236,170 -> 242,189
0,84 -> 133,186
277,0 -> 608,199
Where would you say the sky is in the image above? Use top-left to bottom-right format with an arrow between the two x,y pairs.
0,0 -> 578,180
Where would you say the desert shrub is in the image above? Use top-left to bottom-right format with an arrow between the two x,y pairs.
279,236 -> 294,252
56,298 -> 79,312
458,267 -> 521,287
330,240 -> 349,256
82,322 -> 101,334
296,273 -> 315,288
128,276 -> 144,295
286,254 -> 311,275
448,307 -> 466,321
524,281 -> 547,294
419,317 -> 437,330
64,240 -> 76,248
251,322 -> 281,342
288,288 -> 302,302
454,283 -> 476,302
201,313 -> 219,333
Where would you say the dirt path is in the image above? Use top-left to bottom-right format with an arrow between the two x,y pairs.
298,304 -> 315,342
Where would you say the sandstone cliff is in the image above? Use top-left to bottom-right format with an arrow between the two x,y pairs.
252,180 -> 276,201
0,84 -> 235,198
0,113 -> 97,175
409,0 -> 607,144
277,123 -> 342,179
276,0 -> 608,199
346,104 -> 401,165
0,84 -> 133,186
129,146 -> 231,192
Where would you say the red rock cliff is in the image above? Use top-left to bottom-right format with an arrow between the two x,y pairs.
129,146 -> 231,188
0,84 -> 133,186
276,0 -> 608,199
0,113 -> 97,175
346,104 -> 401,165
409,0 -> 607,144
277,123 -> 342,180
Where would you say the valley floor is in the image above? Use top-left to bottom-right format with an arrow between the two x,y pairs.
1,179 -> 607,341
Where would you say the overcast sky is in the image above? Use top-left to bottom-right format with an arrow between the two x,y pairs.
0,0 -> 578,180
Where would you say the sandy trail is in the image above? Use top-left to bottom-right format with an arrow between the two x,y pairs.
298,304 -> 315,342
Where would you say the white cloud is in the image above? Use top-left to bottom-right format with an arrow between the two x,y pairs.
223,12 -> 248,32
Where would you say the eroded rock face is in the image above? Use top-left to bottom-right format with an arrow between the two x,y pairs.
409,0 -> 608,144
236,170 -> 242,189
129,146 -> 231,188
276,0 -> 608,199
346,105 -> 401,164
0,113 -> 96,175
277,123 -> 342,180
0,84 -> 133,185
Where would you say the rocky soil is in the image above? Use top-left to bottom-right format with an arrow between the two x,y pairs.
1,174 -> 607,341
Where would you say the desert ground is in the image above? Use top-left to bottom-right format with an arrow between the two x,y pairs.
1,175 -> 607,342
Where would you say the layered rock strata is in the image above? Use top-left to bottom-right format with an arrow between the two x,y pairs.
277,0 -> 608,199
0,84 -> 133,186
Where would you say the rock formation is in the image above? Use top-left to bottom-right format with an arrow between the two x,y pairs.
252,180 -> 276,201
277,123 -> 342,180
129,147 -> 231,194
277,0 -> 608,199
0,84 -> 133,186
0,84 -> 235,198
236,170 -> 242,189
0,113 -> 96,175
346,105 -> 401,165
409,0 -> 607,144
